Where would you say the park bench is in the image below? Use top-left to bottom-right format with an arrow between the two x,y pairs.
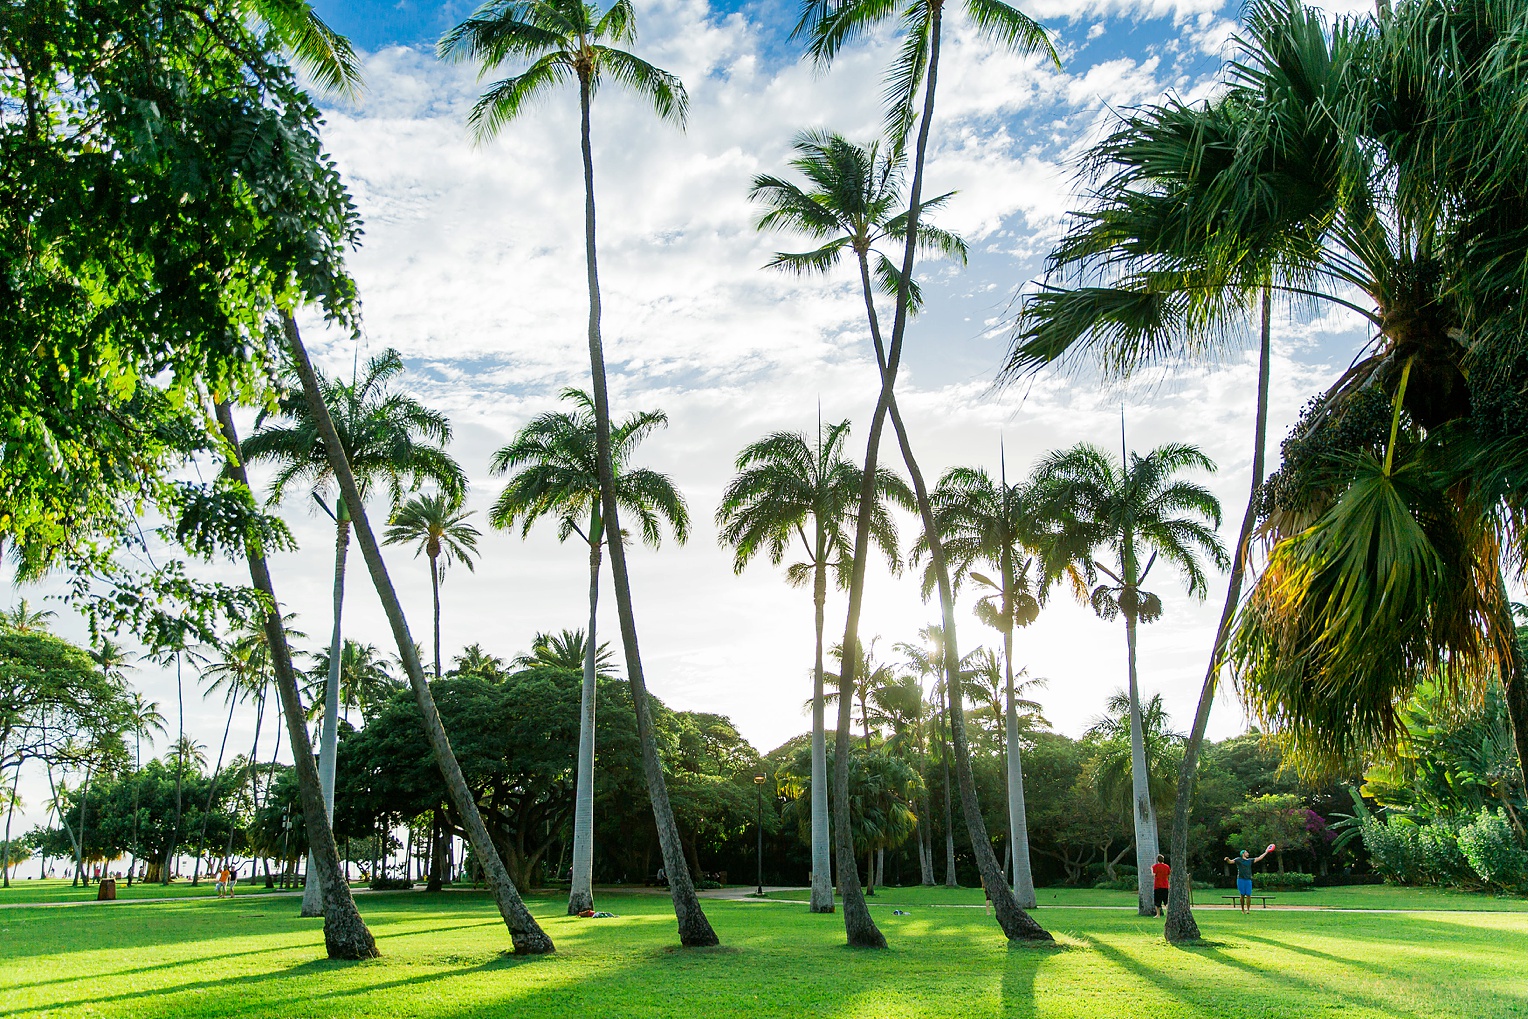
1221,893 -> 1276,909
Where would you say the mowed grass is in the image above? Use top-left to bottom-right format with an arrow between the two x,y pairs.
0,877 -> 300,904
769,882 -> 1528,912
5,888 -> 1528,1018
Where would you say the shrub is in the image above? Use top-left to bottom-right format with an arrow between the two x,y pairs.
1258,872 -> 1315,891
369,876 -> 414,891
1092,877 -> 1139,891
1417,820 -> 1472,886
1457,808 -> 1528,892
1360,816 -> 1424,884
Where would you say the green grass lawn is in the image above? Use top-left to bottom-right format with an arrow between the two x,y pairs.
0,877 -> 305,903
5,887 -> 1528,1018
767,882 -> 1528,912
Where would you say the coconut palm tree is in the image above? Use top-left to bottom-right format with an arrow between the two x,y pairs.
306,641 -> 400,724
512,629 -> 615,675
914,462 -> 1081,907
243,347 -> 464,917
451,643 -> 509,680
435,1 -> 691,934
1,600 -> 55,634
716,417 -> 912,912
122,689 -> 163,886
213,401 -> 378,959
384,492 -> 481,680
1085,691 -> 1182,827
192,638 -> 263,885
1034,440 -> 1227,915
787,0 -> 1058,944
490,387 -> 687,916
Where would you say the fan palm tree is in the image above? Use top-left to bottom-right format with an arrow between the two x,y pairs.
511,629 -> 616,675
384,492 -> 481,680
490,386 -> 687,916
1034,440 -> 1227,915
788,0 -> 1058,946
213,401 -> 378,958
243,347 -> 464,918
436,0 -> 700,937
716,416 -> 912,912
914,461 -> 1080,907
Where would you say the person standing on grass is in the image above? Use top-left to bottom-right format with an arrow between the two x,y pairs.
1151,854 -> 1171,917
1224,846 -> 1273,914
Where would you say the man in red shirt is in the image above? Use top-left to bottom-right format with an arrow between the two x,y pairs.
1151,854 -> 1171,917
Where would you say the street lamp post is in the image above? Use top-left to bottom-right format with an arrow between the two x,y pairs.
281,808 -> 293,889
754,772 -> 766,897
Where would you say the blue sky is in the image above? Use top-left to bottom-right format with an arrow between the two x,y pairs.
11,0 -> 1382,833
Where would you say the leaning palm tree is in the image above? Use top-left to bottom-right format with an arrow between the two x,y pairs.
792,0 -> 1057,948
1034,440 -> 1227,916
490,386 -> 687,916
384,491 -> 481,680
266,320 -> 553,953
441,3 -> 710,941
214,401 -> 378,958
716,417 -> 912,912
914,462 -> 1081,908
243,348 -> 464,917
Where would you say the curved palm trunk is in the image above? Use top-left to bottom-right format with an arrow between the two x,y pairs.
191,693 -> 238,885
939,692 -> 957,887
214,401 -> 378,960
1003,623 -> 1036,908
567,509 -> 603,916
302,512 -> 349,916
277,320 -> 553,954
809,554 -> 835,912
1165,290 -> 1271,942
1124,607 -> 1159,917
576,79 -> 717,948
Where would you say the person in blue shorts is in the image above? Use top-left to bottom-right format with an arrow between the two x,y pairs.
1224,847 -> 1273,914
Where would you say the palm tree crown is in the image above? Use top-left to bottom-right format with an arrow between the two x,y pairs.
512,629 -> 616,675
439,0 -> 688,141
750,132 -> 966,311
243,349 -> 465,508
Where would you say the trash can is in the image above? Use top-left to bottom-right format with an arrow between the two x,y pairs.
96,878 -> 117,901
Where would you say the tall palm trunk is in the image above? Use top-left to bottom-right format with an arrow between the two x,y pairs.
1124,602 -> 1159,916
192,693 -> 238,885
3,761 -> 20,888
216,401 -> 378,958
165,654 -> 185,883
809,552 -> 834,912
846,24 -> 1048,935
1003,615 -> 1036,907
576,77 -> 717,948
276,321 -> 554,954
1497,572 -> 1528,800
938,691 -> 957,886
1165,289 -> 1271,941
430,546 -> 442,679
76,764 -> 91,884
568,505 -> 603,915
302,510 -> 349,916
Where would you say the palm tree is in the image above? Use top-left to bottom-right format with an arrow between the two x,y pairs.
441,0 -> 709,946
306,641 -> 401,723
122,689 -> 163,886
192,638 -> 263,885
384,492 -> 481,680
511,629 -> 615,675
451,643 -> 509,680
243,347 -> 464,918
1,600 -> 55,633
490,386 -> 687,916
717,417 -> 912,912
1085,691 -> 1182,825
786,0 -> 1057,945
1034,440 -> 1227,915
213,400 -> 378,958
896,626 -> 968,888
915,462 -> 1079,907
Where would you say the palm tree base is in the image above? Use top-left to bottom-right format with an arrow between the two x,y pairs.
567,890 -> 594,915
809,903 -> 836,914
1164,907 -> 1201,943
323,908 -> 381,960
677,913 -> 721,948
